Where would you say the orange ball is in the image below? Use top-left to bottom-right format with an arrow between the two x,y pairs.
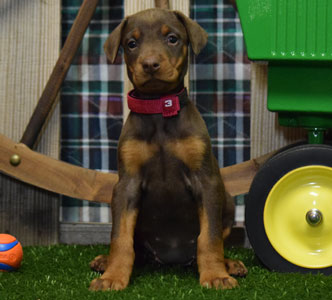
0,234 -> 23,271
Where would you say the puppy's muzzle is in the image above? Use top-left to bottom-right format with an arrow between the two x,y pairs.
142,56 -> 160,74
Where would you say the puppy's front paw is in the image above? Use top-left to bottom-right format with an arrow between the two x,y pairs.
200,273 -> 238,290
225,259 -> 248,277
90,255 -> 108,273
89,276 -> 127,291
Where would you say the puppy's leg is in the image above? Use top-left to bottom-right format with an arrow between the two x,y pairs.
197,175 -> 238,290
90,176 -> 140,291
221,197 -> 248,278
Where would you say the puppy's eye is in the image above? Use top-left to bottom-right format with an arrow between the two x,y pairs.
167,34 -> 178,45
127,39 -> 137,49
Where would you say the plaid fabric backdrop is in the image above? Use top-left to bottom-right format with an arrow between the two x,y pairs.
60,0 -> 250,224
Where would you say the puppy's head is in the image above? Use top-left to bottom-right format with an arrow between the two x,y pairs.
104,8 -> 208,95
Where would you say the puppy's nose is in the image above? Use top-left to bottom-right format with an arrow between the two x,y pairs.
142,57 -> 160,74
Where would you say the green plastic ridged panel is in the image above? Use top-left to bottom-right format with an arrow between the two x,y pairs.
236,0 -> 332,61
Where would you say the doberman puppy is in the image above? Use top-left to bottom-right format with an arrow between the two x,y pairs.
89,8 -> 247,291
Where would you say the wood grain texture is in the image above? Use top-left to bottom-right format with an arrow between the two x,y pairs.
155,0 -> 170,9
0,173 -> 59,246
20,0 -> 99,148
0,0 -> 60,157
0,133 -> 117,203
0,0 -> 61,245
221,150 -> 275,197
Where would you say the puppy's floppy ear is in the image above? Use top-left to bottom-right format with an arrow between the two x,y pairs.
104,18 -> 127,63
173,11 -> 208,55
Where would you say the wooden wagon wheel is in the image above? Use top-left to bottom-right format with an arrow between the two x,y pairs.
0,0 -> 274,204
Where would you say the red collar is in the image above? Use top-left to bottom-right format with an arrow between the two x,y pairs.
127,89 -> 188,118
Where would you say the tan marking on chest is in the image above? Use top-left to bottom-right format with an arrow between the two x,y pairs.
120,140 -> 158,175
166,136 -> 206,170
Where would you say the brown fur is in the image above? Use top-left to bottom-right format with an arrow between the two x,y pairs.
89,8 -> 247,292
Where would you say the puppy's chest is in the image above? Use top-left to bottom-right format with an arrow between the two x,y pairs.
120,129 -> 206,176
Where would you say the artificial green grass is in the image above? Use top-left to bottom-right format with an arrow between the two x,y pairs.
1,245 -> 332,300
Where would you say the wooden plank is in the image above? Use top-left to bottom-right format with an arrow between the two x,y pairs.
155,0 -> 169,9
221,150 -> 275,197
20,0 -> 99,148
0,0 -> 61,245
60,223 -> 112,245
0,133 -> 117,203
0,0 -> 60,155
59,223 -> 247,246
0,173 -> 58,246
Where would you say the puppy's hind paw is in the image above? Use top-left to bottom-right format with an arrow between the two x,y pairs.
225,259 -> 248,277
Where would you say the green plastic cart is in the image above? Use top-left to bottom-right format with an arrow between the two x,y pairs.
237,0 -> 332,274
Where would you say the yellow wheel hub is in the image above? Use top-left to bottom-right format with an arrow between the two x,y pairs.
264,165 -> 332,269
